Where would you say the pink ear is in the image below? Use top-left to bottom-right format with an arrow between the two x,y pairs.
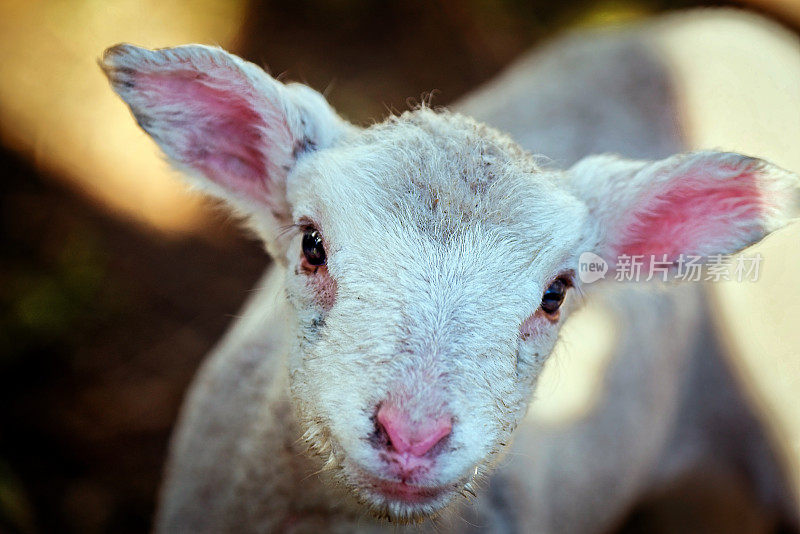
101,44 -> 345,221
572,152 -> 798,265
614,158 -> 764,260
135,67 -> 281,201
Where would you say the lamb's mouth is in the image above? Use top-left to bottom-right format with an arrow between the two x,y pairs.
367,478 -> 447,504
348,468 -> 469,522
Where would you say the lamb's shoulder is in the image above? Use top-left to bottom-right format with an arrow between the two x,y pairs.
155,266 -> 295,531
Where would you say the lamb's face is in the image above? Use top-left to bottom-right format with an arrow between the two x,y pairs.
284,111 -> 589,520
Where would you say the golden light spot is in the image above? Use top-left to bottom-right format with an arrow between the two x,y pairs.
0,0 -> 248,232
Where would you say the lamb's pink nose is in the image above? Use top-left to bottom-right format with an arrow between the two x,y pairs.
376,403 -> 452,457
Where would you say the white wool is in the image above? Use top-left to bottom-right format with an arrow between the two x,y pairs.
100,8 -> 800,533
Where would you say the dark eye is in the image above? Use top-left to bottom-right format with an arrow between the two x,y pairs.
540,278 -> 568,315
302,229 -> 326,266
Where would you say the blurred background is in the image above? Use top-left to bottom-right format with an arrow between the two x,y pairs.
0,1 -> 798,532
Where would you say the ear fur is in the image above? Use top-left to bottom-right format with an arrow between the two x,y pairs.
569,151 -> 799,268
101,43 -> 350,254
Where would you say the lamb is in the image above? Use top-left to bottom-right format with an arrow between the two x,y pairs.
101,8 -> 800,533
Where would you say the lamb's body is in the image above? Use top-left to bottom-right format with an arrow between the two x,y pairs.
105,9 -> 800,533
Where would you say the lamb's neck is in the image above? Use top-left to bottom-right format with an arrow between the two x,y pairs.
254,362 -> 369,529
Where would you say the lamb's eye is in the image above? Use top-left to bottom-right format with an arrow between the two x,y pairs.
541,278 -> 568,315
302,229 -> 326,266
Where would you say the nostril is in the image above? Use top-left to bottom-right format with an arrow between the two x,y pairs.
375,403 -> 452,457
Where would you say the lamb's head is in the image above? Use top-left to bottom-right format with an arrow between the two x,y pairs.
101,44 -> 799,522
282,112 -> 590,519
